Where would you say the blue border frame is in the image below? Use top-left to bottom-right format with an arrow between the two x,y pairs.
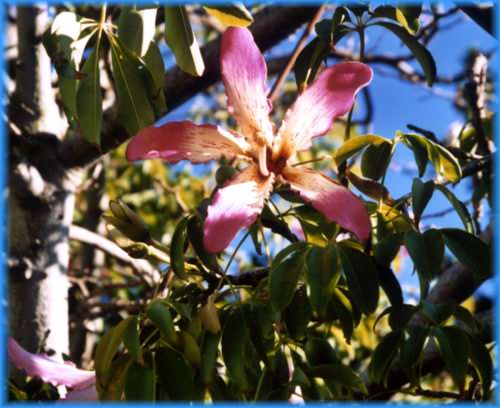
0,0 -> 497,406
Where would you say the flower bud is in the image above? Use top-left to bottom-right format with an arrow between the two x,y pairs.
199,295 -> 221,334
104,199 -> 152,244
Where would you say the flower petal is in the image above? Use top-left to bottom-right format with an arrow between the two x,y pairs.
277,62 -> 373,156
203,165 -> 274,253
63,386 -> 98,402
126,121 -> 249,163
221,27 -> 274,146
7,338 -> 95,390
282,166 -> 371,241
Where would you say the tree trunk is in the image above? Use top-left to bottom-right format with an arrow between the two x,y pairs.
8,6 -> 72,356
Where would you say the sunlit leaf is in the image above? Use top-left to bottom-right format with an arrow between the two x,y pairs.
118,7 -> 157,56
204,4 -> 253,27
109,35 -> 156,135
164,6 -> 205,76
335,134 -> 388,166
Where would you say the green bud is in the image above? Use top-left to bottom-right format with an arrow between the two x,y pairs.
105,199 -> 152,244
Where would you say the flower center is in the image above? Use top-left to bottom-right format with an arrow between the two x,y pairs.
253,131 -> 288,177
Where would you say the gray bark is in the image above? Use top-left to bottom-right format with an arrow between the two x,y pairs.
8,6 -> 72,356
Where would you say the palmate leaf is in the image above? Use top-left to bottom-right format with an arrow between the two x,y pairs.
76,42 -> 102,145
109,34 -> 156,136
164,6 -> 205,76
43,12 -> 97,121
118,6 -> 157,57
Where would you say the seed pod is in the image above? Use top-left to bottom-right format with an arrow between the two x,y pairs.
199,295 -> 221,334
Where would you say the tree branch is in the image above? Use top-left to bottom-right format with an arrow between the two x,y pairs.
69,224 -> 157,284
58,6 -> 319,169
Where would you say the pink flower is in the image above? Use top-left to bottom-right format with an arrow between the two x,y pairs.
8,337 -> 97,401
127,27 -> 373,253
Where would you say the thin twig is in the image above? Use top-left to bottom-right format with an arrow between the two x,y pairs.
267,6 -> 326,101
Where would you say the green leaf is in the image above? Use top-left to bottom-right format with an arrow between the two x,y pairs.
109,35 -> 156,136
142,41 -> 167,116
305,244 -> 340,317
368,330 -> 403,385
118,7 -> 157,56
284,288 -> 313,340
346,169 -> 394,205
402,133 -> 429,177
377,264 -> 403,307
99,354 -> 131,400
76,44 -> 102,145
375,22 -> 436,86
123,315 -> 142,361
294,37 -> 330,92
421,299 -> 455,325
203,4 -> 253,27
222,307 -> 249,391
373,232 -> 404,267
468,335 -> 493,399
404,229 -> 444,280
399,325 -> 428,384
170,216 -> 190,279
201,331 -> 221,385
269,245 -> 309,311
43,12 -> 96,120
411,178 -> 434,227
388,304 -> 419,330
361,141 -> 393,181
339,246 -> 379,315
308,363 -> 368,395
187,214 -> 219,271
305,337 -> 339,367
434,144 -> 462,183
335,134 -> 388,166
124,354 -> 155,401
146,299 -> 178,345
94,316 -> 135,377
432,326 -> 470,390
453,306 -> 478,332
164,6 -> 204,76
329,288 -> 355,343
435,185 -> 475,234
440,228 -> 491,280
155,346 -> 194,400
241,302 -> 274,368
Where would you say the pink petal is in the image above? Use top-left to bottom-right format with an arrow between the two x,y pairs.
63,385 -> 98,402
290,218 -> 306,241
277,62 -> 373,156
126,121 -> 249,163
282,167 -> 371,241
7,338 -> 95,390
203,165 -> 274,253
221,27 -> 274,146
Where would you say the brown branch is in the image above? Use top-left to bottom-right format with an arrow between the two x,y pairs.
267,6 -> 325,101
58,6 -> 319,170
69,224 -> 157,284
